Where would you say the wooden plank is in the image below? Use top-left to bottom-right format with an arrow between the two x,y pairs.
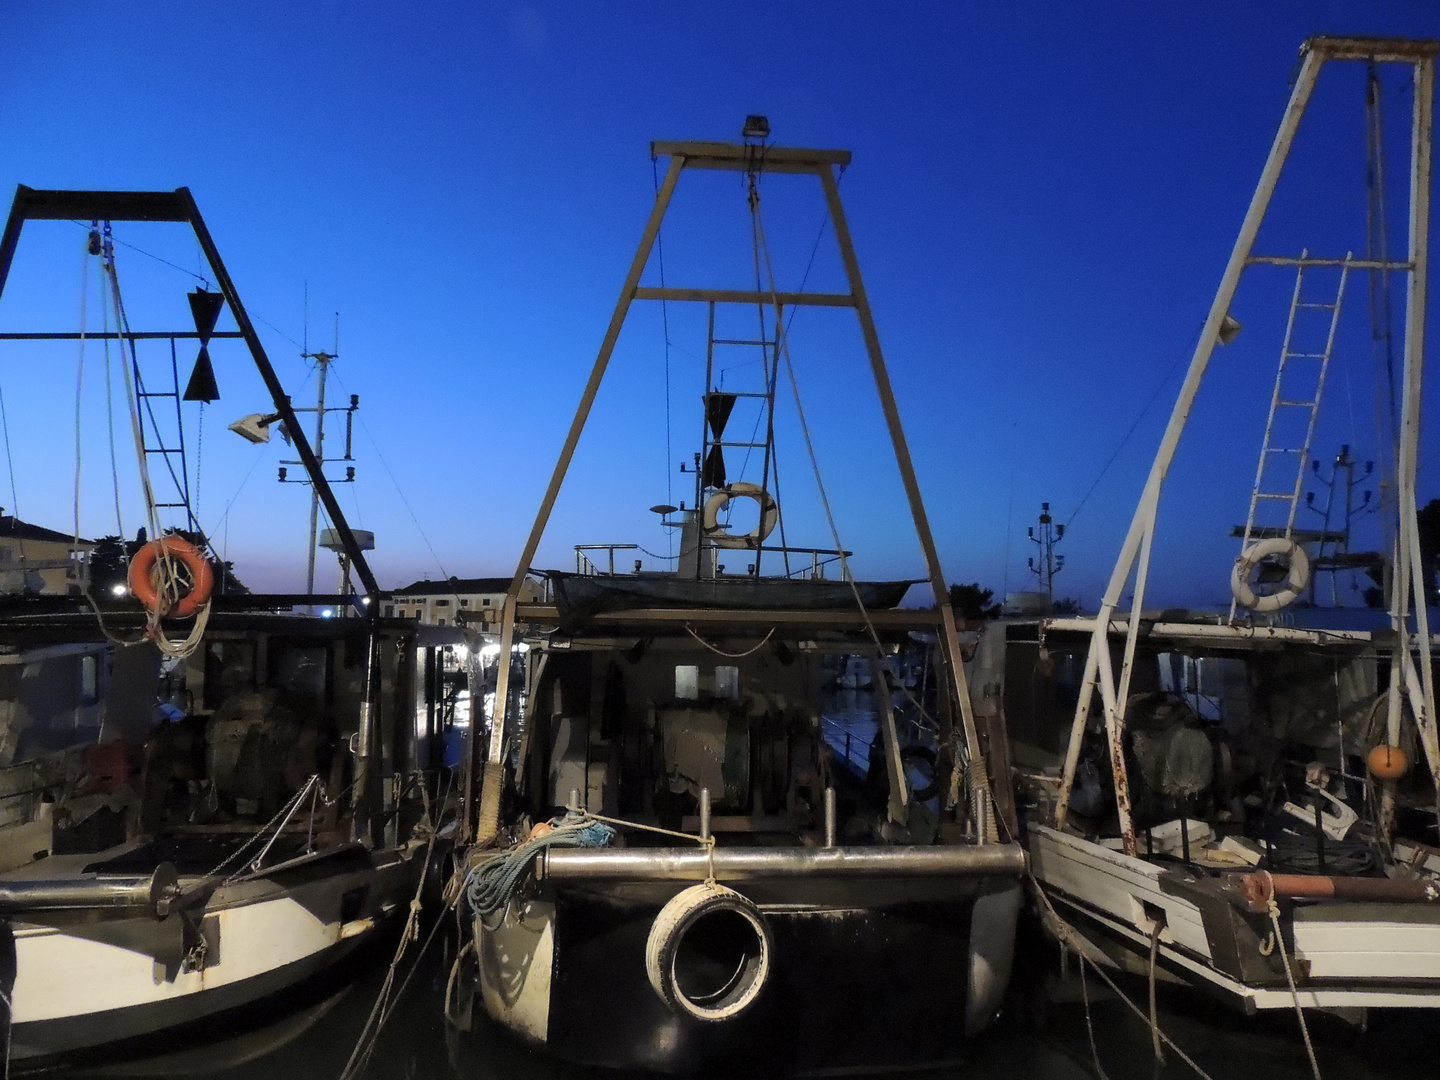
651,140 -> 852,168
634,286 -> 853,307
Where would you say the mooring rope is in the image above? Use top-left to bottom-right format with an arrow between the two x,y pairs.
463,812 -> 615,928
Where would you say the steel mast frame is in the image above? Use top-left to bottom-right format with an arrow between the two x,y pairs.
471,140 -> 993,843
1051,37 -> 1439,854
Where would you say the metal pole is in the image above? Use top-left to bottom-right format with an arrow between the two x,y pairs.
306,355 -> 328,598
473,155 -> 686,843
175,190 -> 379,597
1055,45 -> 1324,830
818,165 -> 994,838
1390,50 -> 1440,792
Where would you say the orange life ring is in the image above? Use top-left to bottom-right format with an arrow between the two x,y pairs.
128,536 -> 214,618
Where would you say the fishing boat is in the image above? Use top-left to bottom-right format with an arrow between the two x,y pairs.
0,186 -> 449,1069
994,37 -> 1440,1026
451,124 -> 1026,1074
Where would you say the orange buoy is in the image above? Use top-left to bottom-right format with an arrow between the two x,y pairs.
1366,744 -> 1410,781
128,536 -> 214,618
527,820 -> 555,842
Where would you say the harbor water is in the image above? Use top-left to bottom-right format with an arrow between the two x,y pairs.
34,688 -> 1436,1080
48,927 -> 1435,1080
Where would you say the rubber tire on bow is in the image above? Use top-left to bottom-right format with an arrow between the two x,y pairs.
128,536 -> 214,618
645,882 -> 772,1022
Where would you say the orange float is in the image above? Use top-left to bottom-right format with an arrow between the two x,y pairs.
127,536 -> 214,618
1366,744 -> 1409,781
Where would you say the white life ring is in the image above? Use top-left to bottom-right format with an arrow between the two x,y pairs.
702,482 -> 778,550
645,882 -> 772,1022
1231,537 -> 1310,612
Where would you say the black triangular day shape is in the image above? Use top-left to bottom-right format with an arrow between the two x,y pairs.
188,288 -> 224,345
183,346 -> 220,402
702,444 -> 726,489
705,392 -> 737,439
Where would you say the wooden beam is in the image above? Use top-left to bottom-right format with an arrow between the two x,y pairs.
651,141 -> 852,171
634,286 -> 852,307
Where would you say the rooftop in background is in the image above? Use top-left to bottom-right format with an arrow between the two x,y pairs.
0,514 -> 92,547
390,576 -> 514,596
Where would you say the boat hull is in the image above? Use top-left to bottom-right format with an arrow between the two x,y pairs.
474,855 -> 1022,1073
3,843 -> 419,1070
1028,825 -> 1440,1011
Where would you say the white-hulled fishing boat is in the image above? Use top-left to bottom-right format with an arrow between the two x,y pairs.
0,186 -> 450,1069
996,37 -> 1440,1029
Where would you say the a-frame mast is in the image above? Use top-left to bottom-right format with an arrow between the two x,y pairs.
1051,37 -> 1439,855
471,139 -> 995,843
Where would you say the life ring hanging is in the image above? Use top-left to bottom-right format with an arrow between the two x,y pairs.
1230,537 -> 1309,613
702,482 -> 779,550
128,536 -> 214,618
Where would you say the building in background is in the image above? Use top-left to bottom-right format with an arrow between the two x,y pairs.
0,513 -> 93,596
384,576 -> 543,626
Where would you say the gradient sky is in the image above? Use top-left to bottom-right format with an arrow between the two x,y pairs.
3,1 -> 1440,608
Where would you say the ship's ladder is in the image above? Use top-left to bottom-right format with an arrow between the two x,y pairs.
131,338 -> 199,532
1232,251 -> 1351,617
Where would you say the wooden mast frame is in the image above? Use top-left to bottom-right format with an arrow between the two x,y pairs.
470,139 -> 994,843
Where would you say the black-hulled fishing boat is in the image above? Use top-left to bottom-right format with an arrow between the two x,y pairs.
450,124 -> 1025,1074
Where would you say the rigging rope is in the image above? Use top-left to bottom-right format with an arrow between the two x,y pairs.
745,172 -> 940,730
684,624 -> 775,658
653,154 -> 676,560
463,811 -> 615,928
100,262 -> 126,541
1365,62 -> 1401,563
338,780 -> 443,1080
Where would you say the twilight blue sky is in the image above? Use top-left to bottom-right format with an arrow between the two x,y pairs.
2,2 -> 1440,607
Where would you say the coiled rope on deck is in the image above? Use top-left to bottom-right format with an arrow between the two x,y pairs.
464,812 -> 615,927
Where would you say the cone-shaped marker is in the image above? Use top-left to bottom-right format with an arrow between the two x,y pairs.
705,392 -> 737,439
702,444 -> 727,489
188,288 -> 224,344
183,346 -> 220,402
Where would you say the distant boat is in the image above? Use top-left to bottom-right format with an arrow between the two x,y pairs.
546,569 -> 915,629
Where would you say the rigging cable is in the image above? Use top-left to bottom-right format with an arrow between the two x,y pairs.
652,154 -> 676,561
100,228 -> 210,657
99,251 -> 126,541
1365,61 -> 1401,573
327,364 -> 456,586
1064,325 -> 1199,530
73,238 -> 89,549
748,174 -> 938,729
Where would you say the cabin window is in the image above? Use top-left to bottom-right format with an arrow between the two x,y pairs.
80,653 -> 99,705
383,605 -> 394,617
272,644 -> 328,710
204,640 -> 256,709
438,618 -> 446,626
459,599 -> 469,607
435,599 -> 450,607
482,598 -> 492,607
715,665 -> 740,700
675,665 -> 699,700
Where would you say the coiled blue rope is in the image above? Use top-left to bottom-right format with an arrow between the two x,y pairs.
464,813 -> 614,925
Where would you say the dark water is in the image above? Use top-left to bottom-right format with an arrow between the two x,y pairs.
46,919 -> 1432,1080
